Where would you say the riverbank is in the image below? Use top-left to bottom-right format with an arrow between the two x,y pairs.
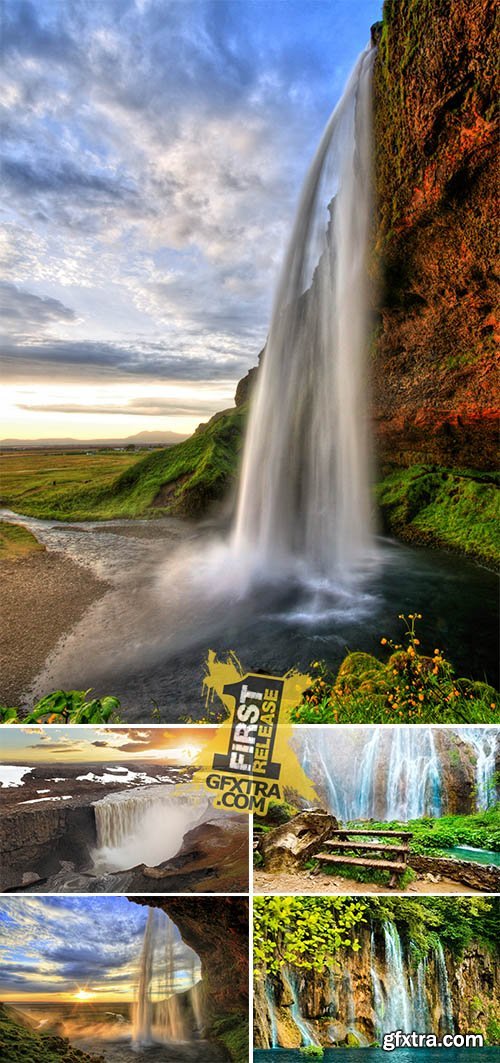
0,548 -> 109,705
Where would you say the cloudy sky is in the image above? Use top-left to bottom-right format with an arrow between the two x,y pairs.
0,896 -> 198,1001
1,0 -> 381,440
0,724 -> 213,761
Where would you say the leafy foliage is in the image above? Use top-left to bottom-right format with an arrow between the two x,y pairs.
253,896 -> 367,977
362,809 -> 500,856
292,614 -> 499,724
363,896 -> 500,961
0,690 -> 121,724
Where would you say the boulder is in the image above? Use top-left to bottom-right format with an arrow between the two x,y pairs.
259,809 -> 337,871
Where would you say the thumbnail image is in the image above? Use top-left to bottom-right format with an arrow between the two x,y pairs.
253,894 -> 500,1055
0,894 -> 248,1062
0,727 -> 248,893
254,726 -> 500,894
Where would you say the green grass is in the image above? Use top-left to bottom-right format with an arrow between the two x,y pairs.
211,1014 -> 249,1063
291,613 -> 499,724
377,465 -> 500,568
0,521 -> 45,559
0,1004 -> 103,1063
313,861 -> 416,889
0,409 -> 245,520
363,809 -> 500,857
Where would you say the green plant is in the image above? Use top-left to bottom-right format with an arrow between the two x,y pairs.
0,690 -> 121,724
300,1047 -> 324,1059
253,896 -> 366,976
291,614 -> 499,724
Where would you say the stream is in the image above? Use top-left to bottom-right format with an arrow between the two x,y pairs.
1,509 -> 498,720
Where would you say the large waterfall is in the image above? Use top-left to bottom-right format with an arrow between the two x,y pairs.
299,727 -> 443,821
92,784 -> 207,872
231,45 -> 376,585
133,908 -> 201,1048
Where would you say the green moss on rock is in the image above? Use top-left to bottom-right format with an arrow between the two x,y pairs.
377,465 -> 500,567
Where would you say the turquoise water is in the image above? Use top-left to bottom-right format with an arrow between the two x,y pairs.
254,1051 -> 496,1062
448,847 -> 500,867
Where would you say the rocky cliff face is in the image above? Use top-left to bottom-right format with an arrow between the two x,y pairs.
132,897 -> 248,1062
256,923 -> 500,1047
0,802 -> 96,891
372,0 -> 498,471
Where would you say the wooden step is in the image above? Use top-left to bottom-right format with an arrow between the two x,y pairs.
315,853 -> 406,872
323,840 -> 408,854
329,829 -> 412,838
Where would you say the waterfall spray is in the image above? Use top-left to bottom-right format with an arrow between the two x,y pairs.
133,910 -> 156,1048
231,45 -> 376,585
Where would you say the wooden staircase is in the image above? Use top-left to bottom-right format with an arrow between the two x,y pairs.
315,828 -> 413,888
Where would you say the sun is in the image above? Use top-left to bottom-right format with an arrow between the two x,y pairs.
74,988 -> 94,1001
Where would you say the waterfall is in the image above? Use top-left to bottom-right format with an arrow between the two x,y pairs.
371,922 -> 414,1035
92,783 -> 207,871
133,910 -> 156,1048
413,955 -> 430,1034
265,981 -> 279,1049
231,44 -> 376,585
297,727 -> 443,821
460,727 -> 498,810
132,909 -> 199,1048
284,969 -> 320,1046
434,941 -> 454,1036
385,728 -> 441,821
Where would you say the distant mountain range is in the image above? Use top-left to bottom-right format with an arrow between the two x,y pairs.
0,430 -> 188,447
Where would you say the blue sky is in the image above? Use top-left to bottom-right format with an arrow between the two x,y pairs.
0,724 -> 212,761
1,0 -> 382,439
0,896 -> 198,1001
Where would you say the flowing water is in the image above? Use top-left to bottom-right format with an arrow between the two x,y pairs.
1,41 -> 498,717
132,909 -> 200,1049
458,727 -> 499,809
299,726 -> 446,820
232,46 -> 376,585
92,784 -> 208,872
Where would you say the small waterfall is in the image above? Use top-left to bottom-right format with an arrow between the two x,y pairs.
414,954 -> 430,1034
265,981 -> 279,1049
460,727 -> 498,810
434,941 -> 454,1036
132,909 -> 200,1048
357,730 -> 382,819
284,969 -> 319,1046
370,929 -> 385,1042
92,783 -> 206,871
371,922 -> 414,1035
231,45 -> 376,585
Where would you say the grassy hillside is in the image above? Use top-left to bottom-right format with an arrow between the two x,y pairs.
0,1004 -> 104,1063
0,408 -> 245,521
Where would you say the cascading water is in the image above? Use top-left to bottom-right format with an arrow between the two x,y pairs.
133,910 -> 156,1048
380,922 -> 413,1033
133,909 -> 201,1049
231,44 -> 376,586
434,940 -> 454,1036
265,981 -> 279,1049
92,784 -> 207,871
297,727 -> 443,821
283,969 -> 319,1046
459,727 -> 498,810
385,728 -> 441,821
